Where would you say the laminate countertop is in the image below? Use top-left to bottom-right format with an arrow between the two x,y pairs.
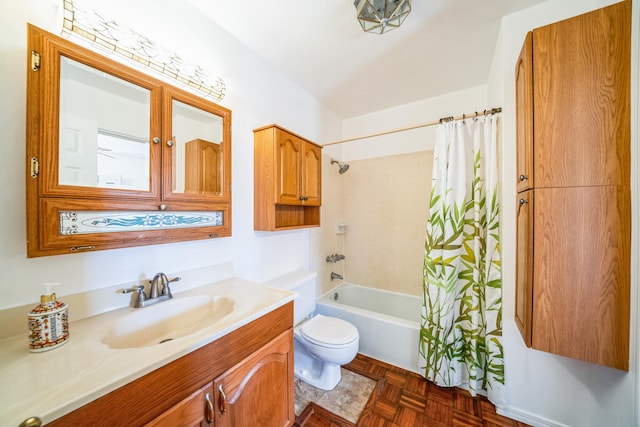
0,277 -> 295,426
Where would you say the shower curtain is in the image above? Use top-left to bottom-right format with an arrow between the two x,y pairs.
418,114 -> 504,406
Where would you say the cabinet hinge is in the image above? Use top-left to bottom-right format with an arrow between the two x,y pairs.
31,51 -> 41,72
30,157 -> 39,178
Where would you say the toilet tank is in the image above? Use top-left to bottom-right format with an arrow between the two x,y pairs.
265,270 -> 317,325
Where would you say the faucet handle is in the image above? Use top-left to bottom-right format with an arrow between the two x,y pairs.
162,276 -> 181,297
120,285 -> 147,308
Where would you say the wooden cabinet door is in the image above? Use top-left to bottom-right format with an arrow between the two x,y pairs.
276,129 -> 303,205
162,86 -> 232,204
302,142 -> 322,206
515,32 -> 533,192
531,186 -> 630,370
532,1 -> 630,188
145,382 -> 215,427
214,330 -> 294,427
515,191 -> 533,347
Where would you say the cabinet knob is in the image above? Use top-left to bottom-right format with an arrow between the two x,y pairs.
166,140 -> 174,147
519,174 -> 528,181
159,204 -> 168,211
519,198 -> 528,205
18,418 -> 42,427
152,137 -> 161,144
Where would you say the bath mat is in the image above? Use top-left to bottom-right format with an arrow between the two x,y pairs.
294,368 -> 376,424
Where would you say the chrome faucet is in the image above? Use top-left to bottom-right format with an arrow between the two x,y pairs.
120,272 -> 181,308
330,272 -> 343,281
150,272 -> 169,299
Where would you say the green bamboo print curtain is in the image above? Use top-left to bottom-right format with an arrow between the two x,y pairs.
418,114 -> 504,406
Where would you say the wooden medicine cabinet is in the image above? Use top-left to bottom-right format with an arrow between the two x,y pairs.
26,24 -> 232,257
254,125 -> 322,231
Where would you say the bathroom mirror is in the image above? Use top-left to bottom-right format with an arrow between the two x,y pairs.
26,24 -> 232,257
171,99 -> 224,195
59,56 -> 151,191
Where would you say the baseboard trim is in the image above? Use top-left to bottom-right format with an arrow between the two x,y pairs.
497,405 -> 571,427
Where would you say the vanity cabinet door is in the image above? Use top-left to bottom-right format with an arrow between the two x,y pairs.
145,382 -> 215,427
213,330 -> 294,427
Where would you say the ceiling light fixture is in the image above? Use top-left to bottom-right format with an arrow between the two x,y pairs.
354,0 -> 411,34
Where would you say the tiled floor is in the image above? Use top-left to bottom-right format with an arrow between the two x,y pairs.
295,353 -> 530,427
294,369 -> 376,423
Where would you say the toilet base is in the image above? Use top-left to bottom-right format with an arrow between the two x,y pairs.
294,340 -> 342,391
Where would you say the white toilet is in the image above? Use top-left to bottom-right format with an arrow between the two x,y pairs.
267,271 -> 359,391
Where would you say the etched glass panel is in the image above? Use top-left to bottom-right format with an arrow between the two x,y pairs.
59,210 -> 223,235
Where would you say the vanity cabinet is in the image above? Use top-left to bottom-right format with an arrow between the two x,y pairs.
254,124 -> 322,230
514,1 -> 631,370
145,382 -> 214,427
26,24 -> 232,257
46,303 -> 294,426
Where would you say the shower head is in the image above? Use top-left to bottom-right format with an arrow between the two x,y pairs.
331,160 -> 350,174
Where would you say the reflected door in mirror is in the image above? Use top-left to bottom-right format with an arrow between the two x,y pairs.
170,99 -> 223,196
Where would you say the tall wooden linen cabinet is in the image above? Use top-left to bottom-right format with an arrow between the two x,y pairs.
514,1 -> 631,370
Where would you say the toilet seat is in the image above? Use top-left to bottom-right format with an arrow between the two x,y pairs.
300,314 -> 358,347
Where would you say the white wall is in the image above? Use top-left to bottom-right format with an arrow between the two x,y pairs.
490,0 -> 638,426
0,0 -> 342,311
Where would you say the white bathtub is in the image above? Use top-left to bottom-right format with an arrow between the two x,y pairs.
315,283 -> 422,374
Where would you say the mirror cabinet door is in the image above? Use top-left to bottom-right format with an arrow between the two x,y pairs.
162,87 -> 231,202
59,57 -> 152,192
41,40 -> 162,199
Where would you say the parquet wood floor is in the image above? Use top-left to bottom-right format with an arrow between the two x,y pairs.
296,353 -> 530,427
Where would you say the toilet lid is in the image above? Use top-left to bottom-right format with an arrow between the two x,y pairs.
300,314 -> 358,346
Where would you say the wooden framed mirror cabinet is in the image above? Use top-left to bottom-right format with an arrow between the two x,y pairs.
26,24 -> 232,257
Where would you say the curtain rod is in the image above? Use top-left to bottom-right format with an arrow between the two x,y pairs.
323,107 -> 502,146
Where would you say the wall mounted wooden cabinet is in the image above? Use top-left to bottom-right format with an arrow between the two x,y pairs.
514,1 -> 631,370
254,124 -> 322,231
26,25 -> 232,257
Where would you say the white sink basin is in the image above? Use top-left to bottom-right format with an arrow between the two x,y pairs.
104,295 -> 235,349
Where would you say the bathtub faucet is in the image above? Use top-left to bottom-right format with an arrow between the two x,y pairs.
326,254 -> 346,263
330,272 -> 343,281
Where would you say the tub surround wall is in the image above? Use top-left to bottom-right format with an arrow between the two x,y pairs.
328,85 -> 489,297
342,151 -> 432,297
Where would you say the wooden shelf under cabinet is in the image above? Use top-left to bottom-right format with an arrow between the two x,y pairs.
254,124 -> 322,231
